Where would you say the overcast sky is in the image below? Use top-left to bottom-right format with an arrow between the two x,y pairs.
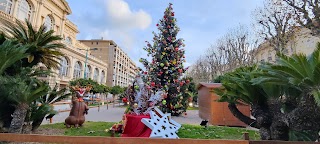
66,0 -> 264,68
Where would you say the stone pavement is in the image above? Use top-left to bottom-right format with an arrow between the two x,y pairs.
43,104 -> 202,125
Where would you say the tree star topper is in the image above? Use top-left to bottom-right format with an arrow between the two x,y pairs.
141,107 -> 181,138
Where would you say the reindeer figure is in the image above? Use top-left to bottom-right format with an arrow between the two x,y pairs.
65,85 -> 92,128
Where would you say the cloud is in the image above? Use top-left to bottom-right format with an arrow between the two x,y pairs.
106,0 -> 152,30
68,0 -> 152,52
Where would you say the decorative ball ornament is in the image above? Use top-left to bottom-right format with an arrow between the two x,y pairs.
162,100 -> 167,105
141,107 -> 181,138
133,103 -> 138,108
151,82 -> 155,87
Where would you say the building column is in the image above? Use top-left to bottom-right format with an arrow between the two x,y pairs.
81,60 -> 85,78
34,0 -> 44,27
68,57 -> 74,79
60,13 -> 66,36
12,0 -> 20,17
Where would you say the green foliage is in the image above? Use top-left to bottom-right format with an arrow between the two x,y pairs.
217,66 -> 280,105
289,130 -> 314,141
213,75 -> 223,83
69,78 -> 109,94
40,122 -> 260,140
29,84 -> 71,131
0,75 -> 49,106
252,43 -> 320,106
109,86 -> 124,95
0,40 -> 28,74
0,19 -> 65,69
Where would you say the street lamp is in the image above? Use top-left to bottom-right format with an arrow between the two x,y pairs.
78,47 -> 98,79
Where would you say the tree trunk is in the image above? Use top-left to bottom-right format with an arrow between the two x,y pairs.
228,103 -> 257,128
287,94 -> 320,141
270,117 -> 289,140
31,116 -> 45,132
251,104 -> 273,140
9,103 -> 28,133
113,94 -> 115,108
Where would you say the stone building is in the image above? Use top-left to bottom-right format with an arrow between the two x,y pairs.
254,27 -> 320,63
0,0 -> 108,89
80,39 -> 137,87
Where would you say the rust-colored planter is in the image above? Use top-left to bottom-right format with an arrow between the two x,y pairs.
198,83 -> 250,127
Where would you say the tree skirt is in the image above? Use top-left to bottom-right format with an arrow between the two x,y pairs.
121,114 -> 151,137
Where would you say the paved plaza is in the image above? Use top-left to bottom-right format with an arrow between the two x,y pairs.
44,104 -> 202,125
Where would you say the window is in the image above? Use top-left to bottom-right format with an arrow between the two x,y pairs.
93,68 -> 99,81
65,37 -> 72,45
73,61 -> 82,78
59,57 -> 68,77
39,67 -> 47,77
0,0 -> 13,14
268,50 -> 273,61
100,71 -> 105,83
44,15 -> 53,32
85,65 -> 91,79
16,0 -> 32,21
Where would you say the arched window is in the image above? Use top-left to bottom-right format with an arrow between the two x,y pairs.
100,70 -> 105,83
59,57 -> 68,77
44,15 -> 54,32
16,0 -> 32,21
268,50 -> 272,61
85,65 -> 91,79
39,66 -> 47,77
65,37 -> 72,45
73,61 -> 81,78
93,68 -> 99,81
0,0 -> 13,14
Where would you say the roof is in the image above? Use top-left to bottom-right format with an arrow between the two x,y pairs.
197,83 -> 222,90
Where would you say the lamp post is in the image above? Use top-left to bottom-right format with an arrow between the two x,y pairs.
78,48 -> 98,79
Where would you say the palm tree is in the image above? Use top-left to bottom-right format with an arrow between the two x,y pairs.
0,76 -> 49,133
0,39 -> 28,74
217,66 -> 288,140
0,19 -> 65,69
252,43 -> 320,140
30,84 -> 71,131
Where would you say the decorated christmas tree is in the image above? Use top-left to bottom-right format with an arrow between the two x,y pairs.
139,3 -> 191,116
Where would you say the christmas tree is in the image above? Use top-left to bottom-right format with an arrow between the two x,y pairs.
139,3 -> 191,116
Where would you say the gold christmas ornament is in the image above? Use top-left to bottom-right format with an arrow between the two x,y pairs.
133,103 -> 138,108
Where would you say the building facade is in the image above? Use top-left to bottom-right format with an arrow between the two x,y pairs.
0,0 -> 108,88
80,39 -> 137,87
254,27 -> 320,63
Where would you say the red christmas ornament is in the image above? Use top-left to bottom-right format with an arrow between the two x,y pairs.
156,24 -> 159,26
180,82 -> 184,86
144,71 -> 148,74
171,12 -> 175,16
175,47 -> 179,51
178,69 -> 183,73
147,86 -> 151,90
186,79 -> 190,83
163,93 -> 168,99
151,82 -> 155,87
122,97 -> 128,103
